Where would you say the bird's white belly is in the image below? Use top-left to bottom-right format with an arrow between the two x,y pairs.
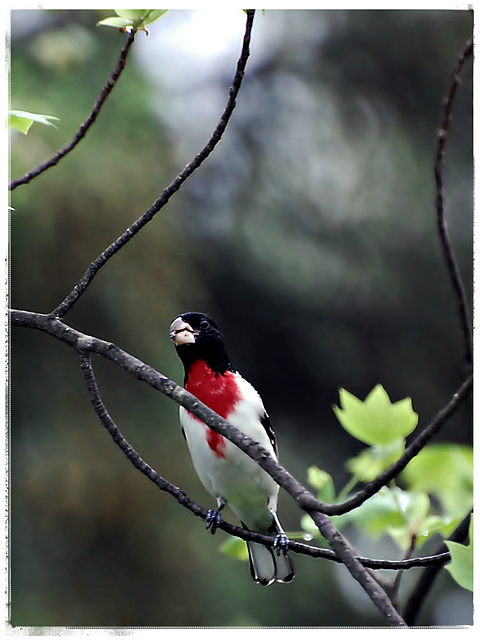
180,405 -> 279,531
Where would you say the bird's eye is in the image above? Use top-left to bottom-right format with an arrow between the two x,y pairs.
199,319 -> 209,330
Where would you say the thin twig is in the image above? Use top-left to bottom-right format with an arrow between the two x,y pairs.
51,10 -> 256,319
434,38 -> 473,368
78,350 -> 206,518
10,31 -> 136,191
390,534 -> 417,610
398,39 -> 474,623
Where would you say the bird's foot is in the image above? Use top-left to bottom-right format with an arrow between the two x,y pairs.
206,509 -> 222,535
273,532 -> 290,556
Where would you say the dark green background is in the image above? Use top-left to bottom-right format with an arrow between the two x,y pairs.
10,9 -> 473,627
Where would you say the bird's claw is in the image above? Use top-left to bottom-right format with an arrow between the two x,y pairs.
206,509 -> 222,535
273,532 -> 290,556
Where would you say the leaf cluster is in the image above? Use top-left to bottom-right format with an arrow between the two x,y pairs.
301,385 -> 473,590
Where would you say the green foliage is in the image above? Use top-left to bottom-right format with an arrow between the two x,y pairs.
302,385 -> 472,557
401,443 -> 473,523
349,487 -> 449,549
445,519 -> 473,592
222,385 -> 471,565
97,9 -> 168,32
9,110 -> 59,135
333,384 -> 418,446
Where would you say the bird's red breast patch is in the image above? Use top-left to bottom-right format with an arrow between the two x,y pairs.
185,360 -> 240,458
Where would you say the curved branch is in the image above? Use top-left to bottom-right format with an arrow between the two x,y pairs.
10,31 -> 136,191
78,348 -> 450,574
11,309 -> 471,521
12,310 -> 409,623
51,10 -> 256,319
19,310 -> 476,625
400,39 -> 473,620
434,38 -> 473,368
78,350 -> 206,518
11,308 -> 322,511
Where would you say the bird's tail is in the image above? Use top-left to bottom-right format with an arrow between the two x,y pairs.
245,536 -> 295,586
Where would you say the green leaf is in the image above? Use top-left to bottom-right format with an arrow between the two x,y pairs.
142,10 -> 168,26
401,444 -> 473,521
97,17 -> 135,30
306,466 -> 336,503
98,10 -> 168,30
346,438 -> 405,482
219,536 -> 249,561
115,10 -> 150,20
445,519 -> 473,591
116,9 -> 168,26
9,110 -> 59,135
333,385 -> 418,446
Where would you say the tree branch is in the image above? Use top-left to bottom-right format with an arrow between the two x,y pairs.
50,10 -> 256,320
11,309 -> 471,522
77,347 -> 450,574
434,38 -> 473,368
78,349 -> 206,518
10,309 -> 323,512
395,38 -> 474,620
307,510 -> 407,626
18,308 -> 472,625
10,30 -> 136,191
318,37 -> 473,518
14,310 -> 409,622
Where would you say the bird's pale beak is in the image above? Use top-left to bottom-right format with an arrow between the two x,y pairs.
169,317 -> 197,345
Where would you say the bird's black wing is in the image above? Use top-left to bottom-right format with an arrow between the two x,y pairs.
261,412 -> 278,457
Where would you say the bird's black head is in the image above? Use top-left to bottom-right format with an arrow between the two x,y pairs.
169,312 -> 234,375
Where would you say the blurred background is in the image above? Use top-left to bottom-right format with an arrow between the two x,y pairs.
10,8 -> 472,627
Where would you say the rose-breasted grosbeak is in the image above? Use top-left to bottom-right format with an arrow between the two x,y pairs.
169,312 -> 295,585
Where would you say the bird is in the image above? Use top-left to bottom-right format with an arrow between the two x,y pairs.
169,311 -> 294,586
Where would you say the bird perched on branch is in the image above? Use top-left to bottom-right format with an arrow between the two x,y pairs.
169,311 -> 294,585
